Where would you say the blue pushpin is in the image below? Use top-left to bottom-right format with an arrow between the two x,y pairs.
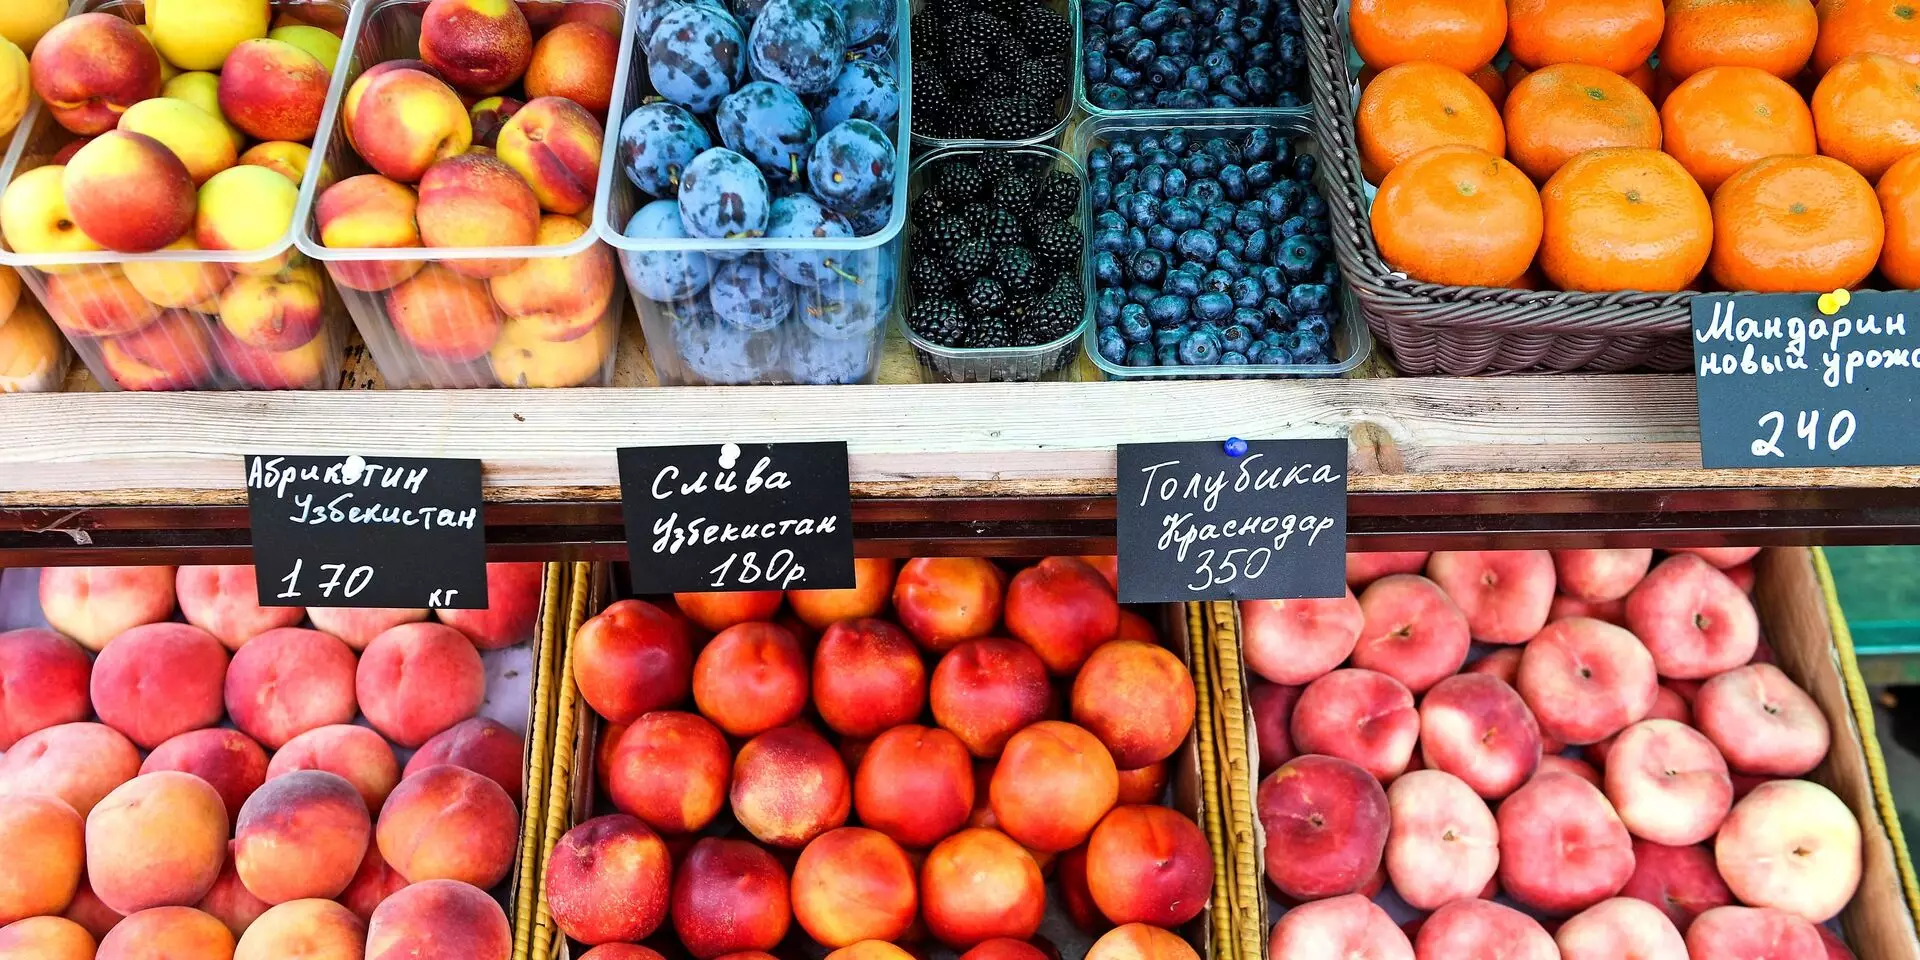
1224,437 -> 1249,457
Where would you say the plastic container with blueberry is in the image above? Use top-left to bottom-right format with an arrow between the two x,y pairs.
1075,0 -> 1312,117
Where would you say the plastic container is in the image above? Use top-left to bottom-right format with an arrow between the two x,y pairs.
898,143 -> 1088,383
595,0 -> 911,386
1072,0 -> 1311,121
0,0 -> 353,391
1071,113 -> 1371,380
907,0 -> 1076,150
293,0 -> 629,389
0,267 -> 69,392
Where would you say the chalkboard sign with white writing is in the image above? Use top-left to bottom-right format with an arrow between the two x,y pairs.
618,442 -> 856,595
245,454 -> 488,609
1115,438 -> 1348,603
1693,291 -> 1920,468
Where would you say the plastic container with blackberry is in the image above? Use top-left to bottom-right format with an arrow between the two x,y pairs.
1076,0 -> 1308,115
909,0 -> 1077,145
597,0 -> 909,385
901,146 -> 1089,382
1074,116 -> 1369,380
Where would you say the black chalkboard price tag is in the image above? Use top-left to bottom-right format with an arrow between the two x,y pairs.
618,442 -> 856,594
1115,438 -> 1349,603
244,454 -> 488,609
1693,291 -> 1920,468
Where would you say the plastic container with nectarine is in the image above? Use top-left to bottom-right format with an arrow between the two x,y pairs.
294,0 -> 630,389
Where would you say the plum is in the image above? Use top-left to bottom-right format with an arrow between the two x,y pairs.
621,200 -> 717,301
649,5 -> 748,114
808,119 -> 894,215
747,0 -> 846,94
818,59 -> 898,132
671,297 -> 785,383
765,194 -> 854,286
784,324 -> 875,383
619,102 -> 714,198
680,147 -> 772,240
710,256 -> 796,331
718,81 -> 817,185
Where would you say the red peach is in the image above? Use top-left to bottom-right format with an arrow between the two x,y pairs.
989,721 -> 1120,853
224,627 -> 357,749
1625,553 -> 1760,678
140,728 -> 268,821
1587,684 -> 1694,769
1726,562 -> 1758,593
39,566 -> 177,652
268,725 -> 401,815
348,69 -> 472,184
790,557 -> 897,629
673,837 -> 791,957
1385,769 -> 1498,910
1239,591 -> 1363,685
731,724 -> 850,848
365,879 -> 510,960
87,772 -> 228,914
307,608 -> 428,651
1291,668 -> 1419,781
0,793 -> 83,925
961,940 -> 1050,960
1672,546 -> 1763,569
419,0 -> 533,96
581,947 -> 668,960
1553,548 -> 1655,602
855,725 -> 974,849
813,618 -> 927,738
42,269 -> 164,341
356,622 -> 485,748
1116,609 -> 1159,645
1257,755 -> 1390,901
174,566 -> 306,650
30,14 -> 164,135
1516,617 -> 1658,745
1496,772 -> 1634,914
415,153 -> 540,277
90,623 -> 227,750
1419,673 -> 1541,799
0,628 -> 90,749
385,265 -> 504,363
1269,896 -> 1411,960
1715,779 -> 1862,923
314,175 -> 426,294
1085,805 -> 1212,926
0,722 -> 140,816
1115,762 -> 1169,804
99,310 -> 219,391
496,96 -> 604,215
96,906 -> 234,960
1684,906 -> 1822,959
1057,845 -> 1105,934
435,561 -> 542,650
233,898 -> 367,960
64,876 -> 124,941
920,828 -> 1045,948
338,847 -> 409,923
62,130 -> 195,253
825,943 -> 915,960
233,771 -> 371,904
547,814 -> 671,945
606,711 -> 731,834
1413,899 -> 1556,960
1694,663 -> 1831,777
1006,557 -> 1119,676
791,827 -> 916,947
1551,593 -> 1628,625
1426,550 -> 1555,644
1820,926 -> 1858,960
405,716 -> 524,801
1620,839 -> 1733,932
525,22 -> 617,112
1350,574 -> 1471,693
573,599 -> 693,724
1345,551 -> 1430,588
1604,719 -> 1731,846
1554,897 -> 1687,960
693,622 -> 809,737
376,765 -> 518,888
1251,682 -> 1300,774
218,39 -> 327,141
674,591 -> 783,632
894,558 -> 1006,653
1071,640 -> 1195,768
194,859 -> 269,939
0,916 -> 94,960
930,638 -> 1052,758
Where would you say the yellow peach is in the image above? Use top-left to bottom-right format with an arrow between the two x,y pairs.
218,263 -> 326,351
63,131 -> 197,253
496,96 -> 602,216
217,323 -> 334,390
490,311 -> 614,387
147,0 -> 272,72
101,310 -> 219,390
117,97 -> 238,185
0,166 -> 103,261
136,26 -> 182,85
488,215 -> 614,339
0,300 -> 68,393
349,69 -> 472,184
45,267 -> 161,337
0,0 -> 65,54
416,153 -> 539,278
268,25 -> 342,73
238,142 -> 313,184
196,165 -> 298,257
124,238 -> 233,308
315,175 -> 425,292
385,265 -> 502,362
0,38 -> 27,140
163,73 -> 246,152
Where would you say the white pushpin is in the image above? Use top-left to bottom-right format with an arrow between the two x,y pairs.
718,442 -> 742,470
339,454 -> 367,484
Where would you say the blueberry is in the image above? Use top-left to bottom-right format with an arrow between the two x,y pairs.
1260,297 -> 1295,329
1122,36 -> 1155,67
1091,179 -> 1113,211
1096,209 -> 1128,234
1291,153 -> 1318,181
1123,248 -> 1166,285
1201,268 -> 1232,292
1221,231 -> 1245,257
1301,193 -> 1328,218
1261,345 -> 1294,365
1278,214 -> 1312,237
1138,134 -> 1164,152
1243,228 -> 1270,263
1110,1 -> 1141,29
1215,249 -> 1246,277
1110,64 -> 1143,88
1098,328 -> 1128,363
1111,145 -> 1140,174
1084,0 -> 1113,23
1176,259 -> 1208,277
1163,28 -> 1194,54
1162,271 -> 1201,298
1153,327 -> 1186,347
1094,251 -> 1125,287
1245,343 -> 1266,362
1147,224 -> 1178,251
718,81 -> 817,185
1119,303 -> 1152,341
1220,351 -> 1249,365
1127,343 -> 1156,366
1128,282 -> 1159,304
1218,75 -> 1250,103
1245,67 -> 1274,101
1156,344 -> 1182,365
1177,329 -> 1222,364
1123,192 -> 1160,227
1193,291 -> 1232,323
1319,262 -> 1340,286
1094,228 -> 1127,254
1218,164 -> 1248,200
1232,307 -> 1264,333
1230,276 -> 1262,308
1278,234 -> 1319,279
648,5 -> 748,114
1258,267 -> 1287,296
808,119 -> 894,215
1175,229 -> 1217,262
709,256 -> 796,330
1300,314 -> 1332,343
818,58 -> 898,131
1097,287 -> 1126,322
1086,49 -> 1110,82
1147,294 -> 1189,327
618,102 -> 713,198
764,194 -> 855,285
1219,323 -> 1254,353
1288,283 -> 1334,315
1187,154 -> 1220,179
680,148 -> 772,240
1261,181 -> 1302,219
621,200 -> 716,301
1139,5 -> 1174,32
1161,198 -> 1201,230
747,0 -> 846,94
1141,164 -> 1167,197
1187,178 -> 1224,206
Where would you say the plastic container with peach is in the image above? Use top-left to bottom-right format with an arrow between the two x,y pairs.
293,0 -> 629,389
0,0 -> 353,391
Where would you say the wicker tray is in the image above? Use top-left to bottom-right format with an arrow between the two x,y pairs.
1300,0 -> 1698,375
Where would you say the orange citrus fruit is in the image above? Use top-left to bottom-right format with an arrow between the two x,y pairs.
1504,63 -> 1662,182
1370,145 -> 1545,287
1708,155 -> 1884,290
1660,0 -> 1819,79
1814,0 -> 1920,73
1878,149 -> 1920,284
1357,62 -> 1505,182
1661,66 -> 1817,194
1812,52 -> 1920,181
1539,147 -> 1714,291
1350,0 -> 1507,72
1471,63 -> 1510,106
1507,0 -> 1666,73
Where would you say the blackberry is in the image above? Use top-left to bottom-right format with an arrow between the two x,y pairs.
910,256 -> 954,296
976,0 -> 1023,27
909,190 -> 952,225
982,208 -> 1024,246
990,173 -> 1037,216
948,238 -> 992,277
1020,4 -> 1072,55
1032,219 -> 1082,269
955,12 -> 1016,54
978,152 -> 1017,181
909,11 -> 939,59
993,246 -> 1041,295
968,315 -> 1014,348
934,161 -> 985,200
928,215 -> 974,253
908,298 -> 969,346
980,69 -> 1019,99
981,96 -> 1056,139
964,275 -> 1008,314
944,42 -> 993,88
1016,57 -> 1071,99
1034,170 -> 1080,218
1023,291 -> 1080,341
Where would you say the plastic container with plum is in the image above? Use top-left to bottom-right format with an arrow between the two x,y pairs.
0,0 -> 353,392
595,0 -> 910,386
294,0 -> 629,389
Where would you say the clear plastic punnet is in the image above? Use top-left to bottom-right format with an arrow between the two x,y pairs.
594,0 -> 910,386
294,0 -> 630,389
0,0 -> 354,391
906,0 -> 1076,151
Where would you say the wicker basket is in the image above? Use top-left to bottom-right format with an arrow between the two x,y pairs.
1301,0 -> 1697,375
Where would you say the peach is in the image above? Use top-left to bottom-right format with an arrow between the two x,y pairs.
314,176 -> 424,293
196,860 -> 268,938
496,96 -> 603,216
384,265 -> 504,363
116,96 -> 237,186
348,68 -> 472,184
693,622 -> 809,737
1553,548 -> 1654,602
1694,663 -> 1831,777
525,22 -> 617,113
96,907 -> 233,960
215,326 -> 335,390
826,944 -> 915,960
217,39 -> 327,141
1726,562 -> 1758,593
1604,719 -> 1731,846
813,618 -> 926,738
1621,839 -> 1732,931
0,723 -> 140,817
90,622 -> 227,750
1715,779 -> 1862,923
921,828 -> 1045,948
0,165 -> 107,262
419,0 -> 533,96
224,627 -> 357,749
1005,557 -> 1118,675
100,311 -> 219,391
1384,769 -> 1498,910
1115,762 -> 1168,804
572,599 -> 692,723
606,710 -> 731,834
1070,639 -> 1194,769
0,916 -> 94,960
0,793 -> 83,925
1625,553 -> 1760,678
1350,574 -> 1471,693
1251,682 -> 1300,773
1426,550 -> 1555,644
731,724 -> 851,848
140,728 -> 269,821
490,309 -> 613,386
356,622 -> 485,748
1413,899 -> 1556,960
338,847 -> 408,923
405,716 -> 525,801
1551,592 -> 1628,625
1346,551 -> 1430,588
1820,927 -> 1858,960
342,61 -> 443,138
1517,617 -> 1658,745
0,627 -> 90,749
1673,546 -> 1763,569
30,14 -> 163,135
435,561 -> 542,649
1497,772 -> 1634,914
87,772 -> 227,914
174,566 -> 305,649
365,879 -> 510,960
415,154 -> 539,278
1555,897 -> 1687,960
990,721 -> 1119,853
962,940 -> 1050,960
218,262 -> 326,351
38,566 -> 176,652
63,877 -> 123,941
1291,668 -> 1419,781
268,724 -> 401,815
930,638 -> 1052,758
1418,672 -> 1540,799
1085,805 -> 1211,926
1239,591 -> 1364,685
1269,896 -> 1410,960
238,141 -> 312,183
42,267 -> 160,339
233,899 -> 365,960
1057,844 -> 1105,934
670,837 -> 790,957
233,771 -> 371,904
789,557 -> 895,628
559,4 -> 625,32
1684,906 -> 1823,959
489,216 -> 614,338
1587,684 -> 1694,769
306,608 -> 427,651
854,725 -> 974,849
161,72 -> 245,151
791,827 -> 915,947
546,814 -> 670,944
195,165 -> 300,260
1116,609 -> 1158,644
894,558 -> 1006,652
376,764 -> 517,888
1257,755 -> 1389,901
675,591 -> 784,632
469,96 -> 522,149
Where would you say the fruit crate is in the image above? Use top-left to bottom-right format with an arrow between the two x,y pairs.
594,0 -> 910,386
0,560 -> 568,957
294,0 -> 630,390
1211,548 -> 1920,958
1072,0 -> 1312,121
898,143 -> 1089,383
1071,113 -> 1371,380
0,0 -> 354,392
531,562 -> 1238,960
907,0 -> 1076,150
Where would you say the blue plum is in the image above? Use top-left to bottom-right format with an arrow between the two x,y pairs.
710,255 -> 797,330
648,5 -> 748,114
718,81 -> 817,184
834,0 -> 892,47
618,102 -> 713,198
807,119 -> 893,215
747,0 -> 847,94
670,298 -> 785,383
679,147 -> 772,239
620,200 -> 715,301
764,194 -> 855,285
798,258 -> 892,339
783,324 -> 876,383
817,58 -> 898,131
